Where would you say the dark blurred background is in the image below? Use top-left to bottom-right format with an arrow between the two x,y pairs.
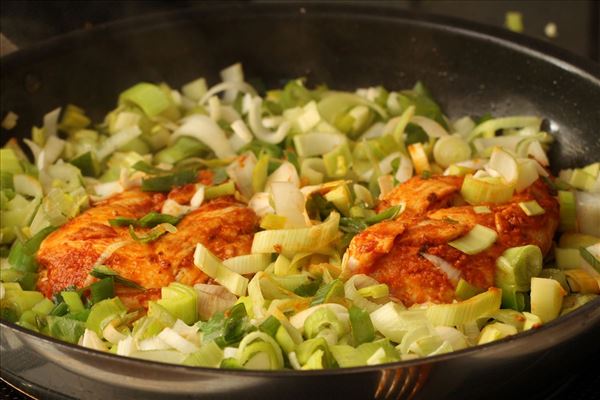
0,1 -> 599,399
1,0 -> 599,61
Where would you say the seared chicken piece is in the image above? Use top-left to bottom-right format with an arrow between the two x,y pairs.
345,176 -> 558,306
155,197 -> 257,287
37,185 -> 258,308
376,175 -> 463,216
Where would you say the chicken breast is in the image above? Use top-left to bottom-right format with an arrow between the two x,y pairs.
345,176 -> 559,306
37,186 -> 258,308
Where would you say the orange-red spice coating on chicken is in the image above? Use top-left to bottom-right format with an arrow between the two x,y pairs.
346,176 -> 559,306
37,183 -> 258,308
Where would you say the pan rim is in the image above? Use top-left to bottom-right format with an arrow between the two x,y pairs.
1,0 -> 599,378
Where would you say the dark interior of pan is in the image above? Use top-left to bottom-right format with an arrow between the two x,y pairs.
1,3 -> 599,400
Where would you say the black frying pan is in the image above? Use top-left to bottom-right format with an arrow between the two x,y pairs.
1,3 -> 599,399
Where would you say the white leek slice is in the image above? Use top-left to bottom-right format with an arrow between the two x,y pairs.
452,116 -> 476,137
109,111 -> 141,134
377,175 -> 394,198
353,184 -> 374,207
43,107 -> 61,138
103,322 -> 127,344
157,327 -> 199,354
161,198 -> 190,217
97,126 -> 142,160
448,224 -> 498,255
223,254 -> 272,274
219,62 -> 244,103
81,329 -> 109,351
137,336 -> 171,351
515,158 -> 540,192
293,132 -> 347,157
434,326 -> 468,351
487,147 -> 518,184
182,77 -> 207,101
575,191 -> 600,237
289,303 -> 350,331
473,135 -> 523,155
207,96 -> 221,121
468,116 -> 541,140
369,304 -> 424,344
433,135 -> 472,168
378,152 -> 401,175
248,272 -> 267,318
266,161 -> 301,189
37,135 -> 66,170
116,336 -> 138,356
344,274 -> 385,312
93,181 -> 124,199
229,119 -> 254,151
236,331 -> 284,370
301,158 -> 327,185
190,184 -> 205,210
248,192 -> 275,217
193,244 -> 249,296
251,212 -> 340,257
426,288 -> 502,326
194,284 -> 237,321
296,101 -> 322,132
226,152 -> 257,199
411,115 -> 449,138
171,115 -> 235,159
13,174 -> 43,198
199,81 -> 257,105
526,140 -> 550,166
270,182 -> 309,228
248,97 -> 290,144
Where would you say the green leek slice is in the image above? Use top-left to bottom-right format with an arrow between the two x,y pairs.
530,277 -> 566,323
426,288 -> 502,326
193,244 -> 248,296
251,212 -> 340,257
477,322 -> 517,345
448,224 -> 498,255
518,200 -> 545,216
461,175 -> 514,205
558,190 -> 577,232
495,245 -> 542,292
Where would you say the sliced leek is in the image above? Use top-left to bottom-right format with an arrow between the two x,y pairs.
448,224 -> 498,255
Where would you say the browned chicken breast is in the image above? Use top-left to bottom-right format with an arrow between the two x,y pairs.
37,185 -> 258,308
345,176 -> 559,306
